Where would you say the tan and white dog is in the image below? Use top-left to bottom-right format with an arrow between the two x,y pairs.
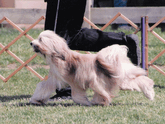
30,30 -> 155,106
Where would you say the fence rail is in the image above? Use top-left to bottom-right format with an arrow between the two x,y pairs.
1,7 -> 165,25
91,7 -> 165,24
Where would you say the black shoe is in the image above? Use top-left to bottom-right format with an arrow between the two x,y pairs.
50,88 -> 72,100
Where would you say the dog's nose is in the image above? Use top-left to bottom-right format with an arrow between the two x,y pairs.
30,42 -> 33,46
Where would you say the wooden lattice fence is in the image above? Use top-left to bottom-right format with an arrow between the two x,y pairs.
146,16 -> 165,76
0,16 -> 45,82
0,13 -> 164,82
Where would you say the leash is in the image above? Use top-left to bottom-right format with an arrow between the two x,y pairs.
54,0 -> 60,32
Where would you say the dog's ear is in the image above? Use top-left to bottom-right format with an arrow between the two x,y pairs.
95,56 -> 115,78
51,52 -> 65,61
39,37 -> 42,42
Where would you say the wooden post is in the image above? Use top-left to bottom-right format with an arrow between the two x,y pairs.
145,16 -> 149,75
82,0 -> 92,28
141,16 -> 146,69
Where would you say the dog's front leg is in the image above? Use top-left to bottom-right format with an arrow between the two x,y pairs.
30,76 -> 56,104
71,86 -> 91,106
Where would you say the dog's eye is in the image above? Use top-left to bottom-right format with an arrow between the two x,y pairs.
39,37 -> 42,42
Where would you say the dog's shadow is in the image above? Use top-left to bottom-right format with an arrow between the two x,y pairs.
0,95 -> 31,102
1,95 -> 149,107
154,85 -> 165,89
13,102 -> 77,107
6,101 -> 149,107
0,95 -> 77,107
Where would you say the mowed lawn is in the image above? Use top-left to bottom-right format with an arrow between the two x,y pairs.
0,27 -> 165,124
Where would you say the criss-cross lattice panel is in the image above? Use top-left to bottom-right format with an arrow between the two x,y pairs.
83,12 -> 140,33
147,17 -> 165,76
0,13 -> 147,82
0,16 -> 46,82
83,12 -> 141,58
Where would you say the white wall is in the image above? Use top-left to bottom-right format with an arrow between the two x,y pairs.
15,0 -> 46,9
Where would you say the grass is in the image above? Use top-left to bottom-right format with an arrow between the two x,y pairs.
0,27 -> 165,124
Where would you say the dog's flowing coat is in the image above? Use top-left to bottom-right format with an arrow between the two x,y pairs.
30,30 -> 155,106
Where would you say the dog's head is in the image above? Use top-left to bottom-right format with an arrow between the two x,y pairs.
30,30 -> 68,58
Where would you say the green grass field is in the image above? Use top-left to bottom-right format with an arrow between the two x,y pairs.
0,27 -> 165,124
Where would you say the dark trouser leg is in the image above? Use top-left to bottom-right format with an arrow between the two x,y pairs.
44,1 -> 57,31
45,0 -> 86,39
45,0 -> 86,99
69,28 -> 141,65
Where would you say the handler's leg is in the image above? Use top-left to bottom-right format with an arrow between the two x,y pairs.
69,28 -> 141,65
44,0 -> 87,99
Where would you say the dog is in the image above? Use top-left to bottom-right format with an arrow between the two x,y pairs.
30,30 -> 155,106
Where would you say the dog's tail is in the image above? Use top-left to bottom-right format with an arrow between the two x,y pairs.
119,64 -> 155,100
95,56 -> 116,78
98,45 -> 155,100
98,44 -> 129,63
121,75 -> 155,101
97,45 -> 129,74
95,55 -> 120,98
136,75 -> 155,100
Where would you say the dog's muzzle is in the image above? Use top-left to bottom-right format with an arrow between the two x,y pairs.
30,42 -> 40,53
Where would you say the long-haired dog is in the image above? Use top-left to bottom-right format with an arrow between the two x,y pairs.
30,30 -> 155,106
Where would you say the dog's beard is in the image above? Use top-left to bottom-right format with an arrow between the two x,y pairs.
33,45 -> 40,53
32,45 -> 46,58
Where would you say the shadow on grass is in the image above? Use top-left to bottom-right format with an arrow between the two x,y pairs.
3,102 -> 78,107
2,101 -> 149,108
154,85 -> 165,89
0,95 -> 31,102
1,95 -> 149,107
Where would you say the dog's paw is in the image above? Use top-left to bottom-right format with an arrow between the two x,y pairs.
29,98 -> 46,105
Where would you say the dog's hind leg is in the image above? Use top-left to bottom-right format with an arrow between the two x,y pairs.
30,76 -> 56,104
90,81 -> 111,106
71,86 -> 91,106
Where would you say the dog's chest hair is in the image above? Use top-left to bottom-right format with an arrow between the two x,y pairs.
49,54 -> 75,82
46,55 -> 64,79
49,63 -> 67,83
